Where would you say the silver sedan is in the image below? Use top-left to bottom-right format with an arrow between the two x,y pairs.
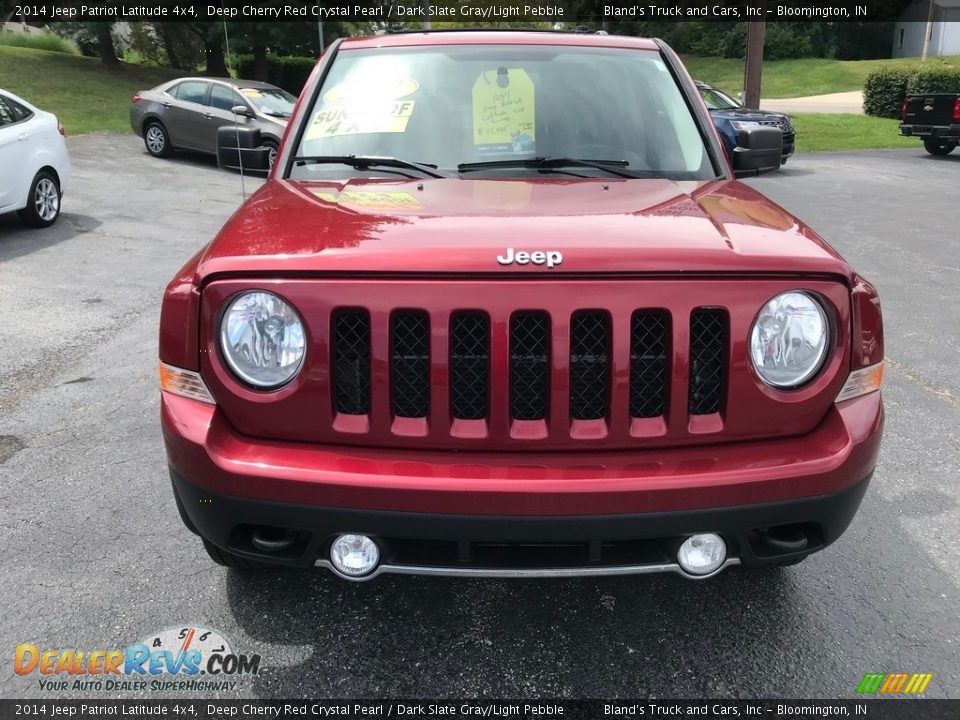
130,77 -> 295,169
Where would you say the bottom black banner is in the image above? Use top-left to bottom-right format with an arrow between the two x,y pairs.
0,700 -> 957,720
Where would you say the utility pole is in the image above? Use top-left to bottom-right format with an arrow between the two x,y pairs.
317,0 -> 324,55
921,1 -> 937,63
743,21 -> 765,109
422,0 -> 431,28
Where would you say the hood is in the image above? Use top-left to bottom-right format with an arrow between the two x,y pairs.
256,112 -> 289,125
195,177 -> 850,280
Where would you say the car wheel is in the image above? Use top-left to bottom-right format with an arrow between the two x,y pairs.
144,121 -> 173,158
263,140 -> 279,171
202,538 -> 270,572
923,138 -> 957,156
17,170 -> 61,228
780,155 -> 788,165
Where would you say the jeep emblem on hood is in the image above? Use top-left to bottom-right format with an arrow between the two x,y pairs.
496,248 -> 563,269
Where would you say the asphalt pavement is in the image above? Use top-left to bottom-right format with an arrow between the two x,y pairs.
1,135 -> 958,700
761,91 -> 864,115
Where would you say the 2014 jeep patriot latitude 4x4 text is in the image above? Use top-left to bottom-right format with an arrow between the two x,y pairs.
160,31 -> 884,581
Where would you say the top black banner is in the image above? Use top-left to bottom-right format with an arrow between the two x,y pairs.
9,0 -> 920,23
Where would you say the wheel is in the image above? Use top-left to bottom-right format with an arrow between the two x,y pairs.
780,155 -> 788,165
263,140 -> 279,171
202,538 -> 270,572
17,170 -> 61,228
923,138 -> 956,156
144,121 -> 173,158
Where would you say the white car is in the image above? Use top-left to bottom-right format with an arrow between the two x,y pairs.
0,89 -> 71,228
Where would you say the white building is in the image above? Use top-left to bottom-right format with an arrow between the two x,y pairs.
893,4 -> 960,57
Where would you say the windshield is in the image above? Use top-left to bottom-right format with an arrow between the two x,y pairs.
290,45 -> 716,180
240,87 -> 297,118
698,85 -> 740,110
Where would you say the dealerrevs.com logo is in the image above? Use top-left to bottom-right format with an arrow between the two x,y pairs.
14,626 -> 261,692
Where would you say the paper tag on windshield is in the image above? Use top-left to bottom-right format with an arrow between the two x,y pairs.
472,68 -> 535,156
308,101 -> 415,139
306,78 -> 418,140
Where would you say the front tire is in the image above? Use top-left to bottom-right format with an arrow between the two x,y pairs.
144,121 -> 173,158
923,138 -> 957,156
17,170 -> 61,228
263,140 -> 279,171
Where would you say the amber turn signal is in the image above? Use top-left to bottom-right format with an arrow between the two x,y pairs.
835,362 -> 884,403
159,362 -> 216,405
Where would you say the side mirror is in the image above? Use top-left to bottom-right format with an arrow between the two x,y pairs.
731,126 -> 783,178
231,105 -> 252,118
217,126 -> 270,172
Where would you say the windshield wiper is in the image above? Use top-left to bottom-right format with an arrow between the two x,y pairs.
293,155 -> 449,179
457,157 -> 649,179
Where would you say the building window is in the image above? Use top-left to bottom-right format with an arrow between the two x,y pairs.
899,28 -> 905,48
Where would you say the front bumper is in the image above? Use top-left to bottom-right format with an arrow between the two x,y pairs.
163,390 -> 883,577
782,132 -> 796,158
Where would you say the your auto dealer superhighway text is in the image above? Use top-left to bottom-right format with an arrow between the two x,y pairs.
209,705 -> 563,717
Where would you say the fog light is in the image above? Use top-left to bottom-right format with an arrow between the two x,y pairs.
329,534 -> 380,577
677,533 -> 727,576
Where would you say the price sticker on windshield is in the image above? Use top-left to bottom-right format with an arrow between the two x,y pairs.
306,77 -> 419,140
308,102 -> 415,139
472,68 -> 536,156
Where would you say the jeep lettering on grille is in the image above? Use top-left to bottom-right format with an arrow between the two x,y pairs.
496,248 -> 563,269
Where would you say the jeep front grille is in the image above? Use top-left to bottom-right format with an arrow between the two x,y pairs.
332,309 -> 371,415
450,312 -> 489,421
688,309 -> 727,415
510,312 -> 550,421
570,312 -> 610,421
630,311 -> 669,418
204,278 -> 846,451
329,305 -> 726,432
391,311 -> 430,418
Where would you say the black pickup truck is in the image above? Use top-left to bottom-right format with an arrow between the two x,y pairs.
900,93 -> 960,156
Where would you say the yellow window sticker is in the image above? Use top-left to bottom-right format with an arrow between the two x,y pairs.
239,88 -> 262,98
307,101 -> 416,140
472,68 -> 535,155
311,190 -> 421,211
306,76 -> 419,141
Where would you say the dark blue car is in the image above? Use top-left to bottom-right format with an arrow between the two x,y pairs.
696,81 -> 796,164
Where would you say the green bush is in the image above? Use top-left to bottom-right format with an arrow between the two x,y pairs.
863,67 -> 913,118
908,66 -> 960,95
864,65 -> 960,118
0,31 -> 80,55
234,54 -> 315,95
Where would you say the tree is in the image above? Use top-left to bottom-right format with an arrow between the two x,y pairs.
95,22 -> 119,65
165,21 -> 229,76
50,22 -> 122,64
1,0 -> 17,24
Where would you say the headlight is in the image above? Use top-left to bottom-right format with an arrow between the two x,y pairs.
750,292 -> 828,389
220,291 -> 306,388
729,120 -> 761,130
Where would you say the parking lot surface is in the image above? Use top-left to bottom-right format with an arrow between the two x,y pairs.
1,135 -> 957,699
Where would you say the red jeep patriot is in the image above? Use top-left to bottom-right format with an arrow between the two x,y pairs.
159,31 -> 884,580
